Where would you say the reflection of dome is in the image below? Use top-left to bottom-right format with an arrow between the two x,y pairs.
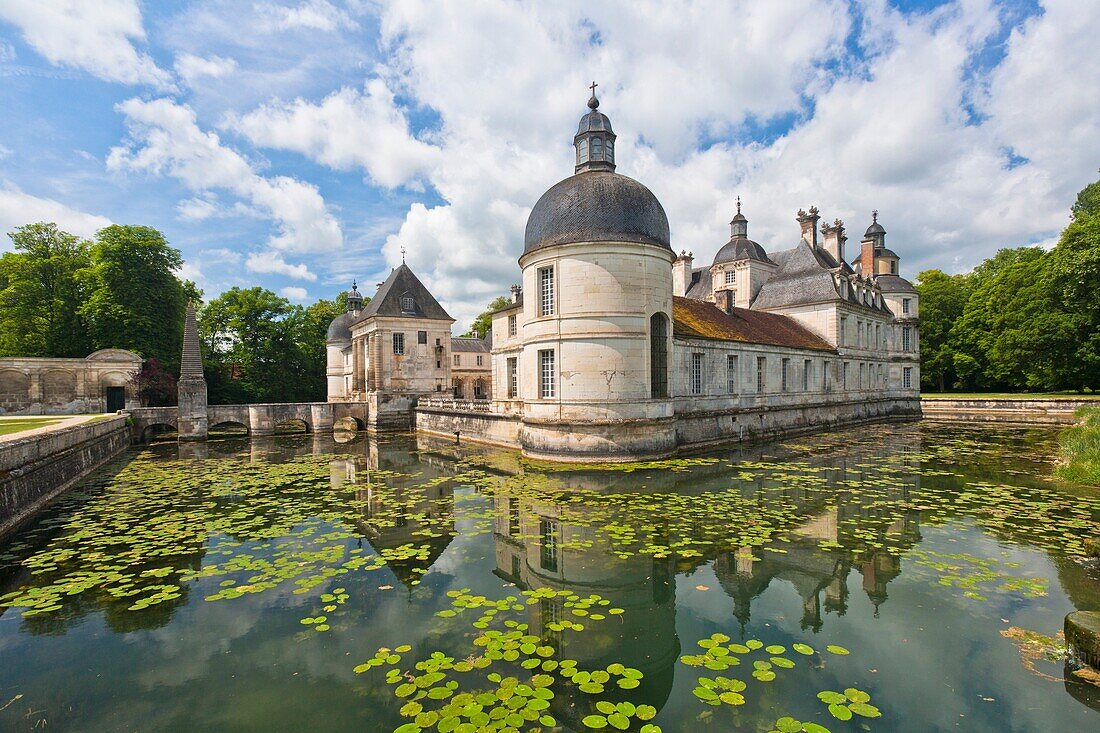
326,311 -> 353,341
523,171 -> 671,254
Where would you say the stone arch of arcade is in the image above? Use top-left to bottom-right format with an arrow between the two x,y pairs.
129,402 -> 370,443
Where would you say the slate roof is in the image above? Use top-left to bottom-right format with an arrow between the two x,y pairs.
326,311 -> 354,342
451,337 -> 491,353
751,242 -> 890,314
355,264 -> 453,322
712,236 -> 774,266
672,296 -> 835,353
523,170 -> 671,254
873,274 -> 917,294
684,266 -> 713,300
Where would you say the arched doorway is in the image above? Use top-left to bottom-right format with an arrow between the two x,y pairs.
650,312 -> 669,399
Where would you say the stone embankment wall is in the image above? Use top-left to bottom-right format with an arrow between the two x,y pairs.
920,398 -> 1093,425
415,397 -> 921,460
0,415 -> 130,540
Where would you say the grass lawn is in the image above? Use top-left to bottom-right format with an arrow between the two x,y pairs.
1056,407 -> 1100,485
0,416 -> 70,436
922,392 -> 1100,399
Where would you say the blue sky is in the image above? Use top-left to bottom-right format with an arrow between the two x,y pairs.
0,0 -> 1097,329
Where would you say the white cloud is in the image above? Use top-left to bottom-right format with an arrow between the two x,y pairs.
176,194 -> 220,221
227,79 -> 440,188
108,97 -> 343,253
280,285 -> 309,300
246,250 -> 317,281
174,53 -> 237,85
255,0 -> 357,32
0,0 -> 172,87
0,40 -> 15,62
0,144 -> 10,160
0,182 -> 111,244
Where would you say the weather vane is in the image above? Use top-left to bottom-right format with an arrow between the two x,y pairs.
400,245 -> 407,263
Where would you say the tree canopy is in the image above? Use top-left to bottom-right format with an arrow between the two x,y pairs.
469,296 -> 511,338
916,174 -> 1100,393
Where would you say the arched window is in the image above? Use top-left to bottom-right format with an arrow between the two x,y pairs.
650,312 -> 669,398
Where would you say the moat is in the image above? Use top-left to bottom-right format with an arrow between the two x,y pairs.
1,422 -> 1098,732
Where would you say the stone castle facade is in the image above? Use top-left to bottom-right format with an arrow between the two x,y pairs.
329,89 -> 920,458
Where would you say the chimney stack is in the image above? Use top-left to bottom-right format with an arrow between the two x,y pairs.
510,284 -> 522,303
797,206 -> 820,248
822,218 -> 847,265
715,288 -> 735,314
672,250 -> 694,297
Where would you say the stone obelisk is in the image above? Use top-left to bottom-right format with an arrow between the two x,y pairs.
177,300 -> 208,441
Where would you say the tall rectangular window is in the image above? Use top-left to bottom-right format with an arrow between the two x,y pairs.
781,358 -> 791,391
508,314 -> 517,337
902,298 -> 911,314
418,330 -> 428,345
843,361 -> 849,389
876,323 -> 881,349
453,354 -> 460,366
538,266 -> 555,316
539,349 -> 555,398
903,366 -> 913,389
856,320 -> 862,348
859,362 -> 865,388
725,270 -> 736,285
690,353 -> 704,395
839,316 -> 847,347
507,357 -> 518,398
726,355 -> 739,394
756,356 -> 767,393
822,361 -> 829,391
392,332 -> 405,355
803,359 -> 812,391
540,519 -> 559,572
902,326 -> 911,351
476,355 -> 483,366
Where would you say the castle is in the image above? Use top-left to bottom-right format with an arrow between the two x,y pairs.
328,89 -> 920,458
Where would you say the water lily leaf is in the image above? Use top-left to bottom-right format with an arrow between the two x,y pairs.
849,703 -> 881,718
792,643 -> 815,656
582,714 -> 608,729
828,704 -> 853,721
825,645 -> 850,655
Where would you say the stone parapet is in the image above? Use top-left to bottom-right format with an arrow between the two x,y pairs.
921,398 -> 1093,425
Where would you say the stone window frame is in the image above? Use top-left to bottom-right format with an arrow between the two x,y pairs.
902,326 -> 912,352
507,357 -> 518,398
724,269 -> 736,285
539,349 -> 556,399
756,356 -> 767,393
508,314 -> 517,337
903,366 -> 913,389
781,358 -> 791,392
418,330 -> 428,345
690,352 -> 704,395
726,354 -> 738,394
538,266 -> 555,317
902,297 -> 911,314
453,354 -> 461,366
476,355 -> 483,367
392,332 -> 405,355
803,359 -> 812,391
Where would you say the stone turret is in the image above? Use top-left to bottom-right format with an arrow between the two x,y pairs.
177,300 -> 208,441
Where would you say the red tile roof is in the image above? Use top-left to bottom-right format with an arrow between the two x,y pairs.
672,296 -> 835,352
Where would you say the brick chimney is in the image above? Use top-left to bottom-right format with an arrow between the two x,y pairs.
822,218 -> 847,266
860,236 -> 875,275
672,250 -> 694,297
797,206 -> 820,247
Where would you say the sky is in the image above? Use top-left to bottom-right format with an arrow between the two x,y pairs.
0,0 -> 1097,331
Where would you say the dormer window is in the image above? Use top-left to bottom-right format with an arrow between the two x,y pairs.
725,270 -> 736,285
400,296 -> 415,313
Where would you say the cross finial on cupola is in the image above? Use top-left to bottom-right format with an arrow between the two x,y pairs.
588,80 -> 599,108
736,195 -> 741,215
872,209 -> 878,223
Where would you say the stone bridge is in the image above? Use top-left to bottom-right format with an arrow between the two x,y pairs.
129,401 -> 370,443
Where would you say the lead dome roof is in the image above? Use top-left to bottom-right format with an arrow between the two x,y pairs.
523,170 -> 671,254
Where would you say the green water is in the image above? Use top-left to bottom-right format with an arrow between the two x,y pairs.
1,422 -> 1098,732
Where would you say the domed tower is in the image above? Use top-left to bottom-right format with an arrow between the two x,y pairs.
709,198 -> 776,310
518,84 -> 676,460
326,281 -> 363,400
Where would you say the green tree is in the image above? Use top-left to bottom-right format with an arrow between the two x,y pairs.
469,296 -> 511,338
78,225 -> 190,369
914,269 -> 969,391
1045,196 -> 1100,390
199,287 -> 326,404
0,222 -> 92,357
1072,176 -> 1100,219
